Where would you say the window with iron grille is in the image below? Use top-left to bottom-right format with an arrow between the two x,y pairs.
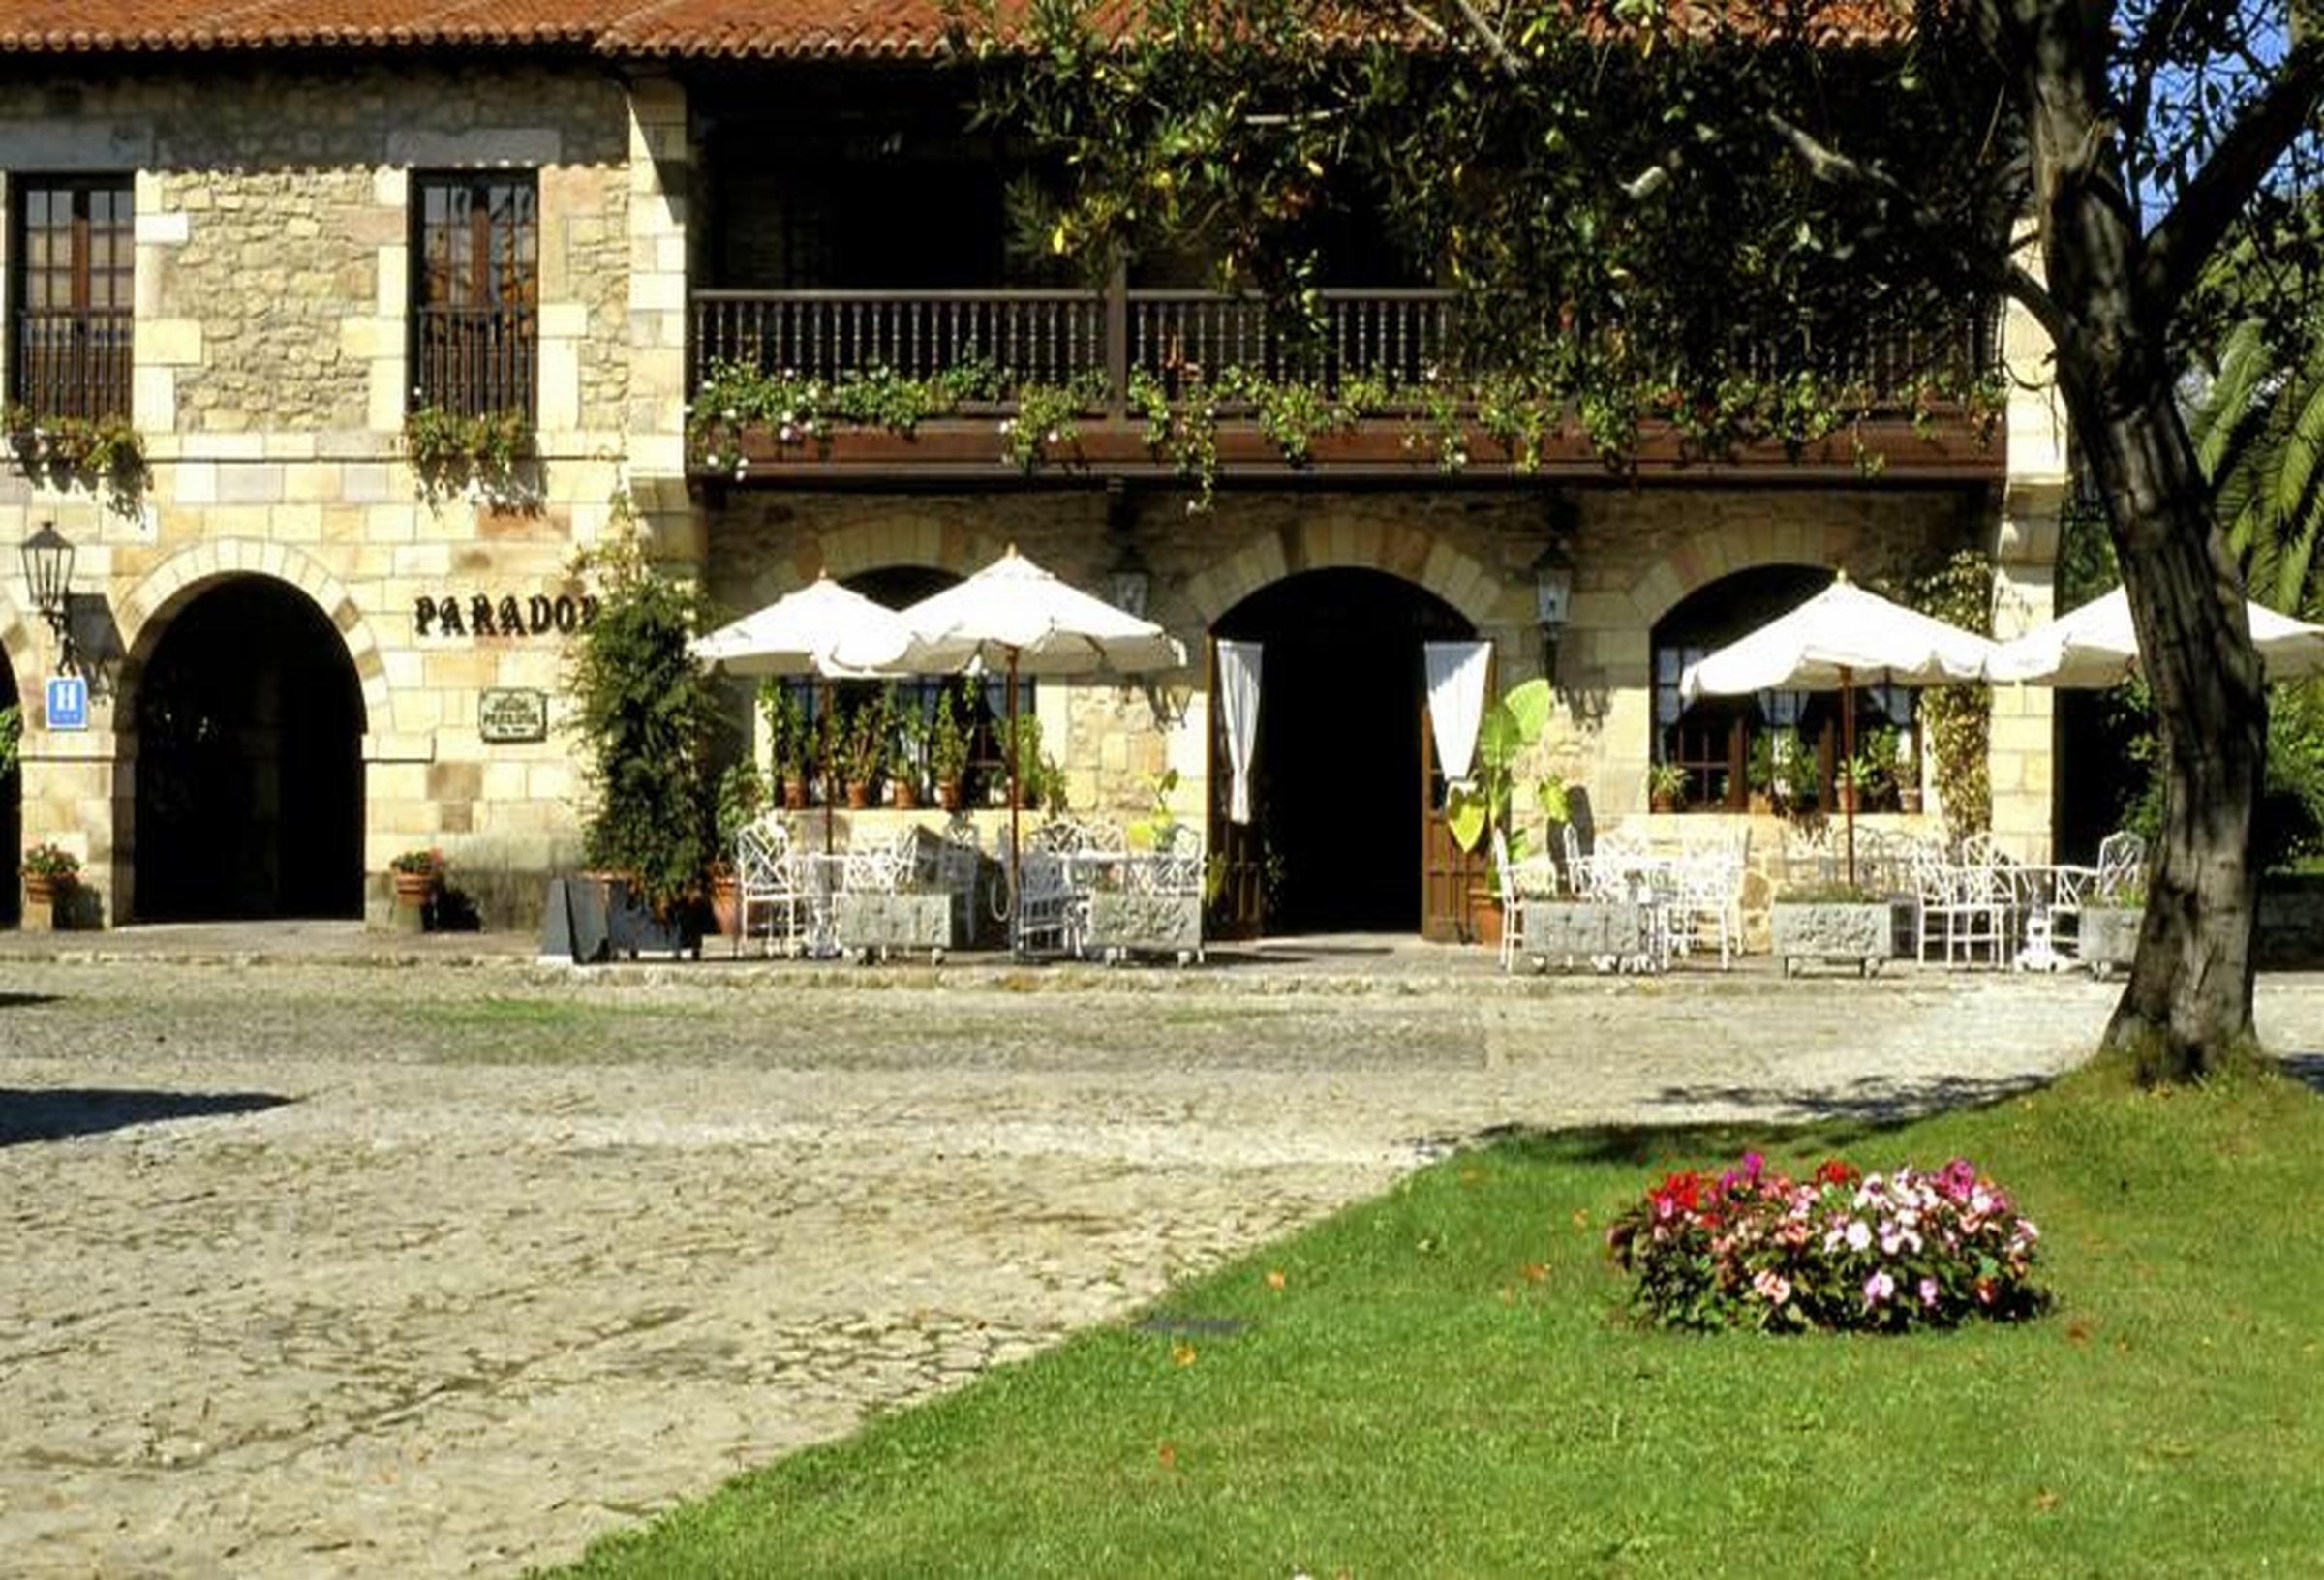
411,173 -> 537,419
10,175 -> 135,423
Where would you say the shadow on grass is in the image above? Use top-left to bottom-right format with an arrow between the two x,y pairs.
0,991 -> 61,1009
1416,1072 -> 2055,1166
0,1088 -> 293,1146
2278,1052 -> 2324,1093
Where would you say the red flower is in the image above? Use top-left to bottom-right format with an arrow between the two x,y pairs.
1814,1159 -> 1860,1188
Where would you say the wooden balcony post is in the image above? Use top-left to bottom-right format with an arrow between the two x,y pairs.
1106,257 -> 1130,418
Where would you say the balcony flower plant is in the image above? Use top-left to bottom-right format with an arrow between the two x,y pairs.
1606,1152 -> 2047,1334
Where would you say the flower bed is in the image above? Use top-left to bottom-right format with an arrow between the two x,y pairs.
1606,1153 -> 2047,1332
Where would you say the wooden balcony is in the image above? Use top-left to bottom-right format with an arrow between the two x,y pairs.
688,285 -> 2006,485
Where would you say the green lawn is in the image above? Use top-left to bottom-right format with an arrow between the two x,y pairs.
552,1066 -> 2324,1578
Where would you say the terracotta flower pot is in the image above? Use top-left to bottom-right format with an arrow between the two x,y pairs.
893,780 -> 919,810
936,779 -> 962,811
845,782 -> 872,810
710,872 -> 741,937
23,872 -> 65,907
391,869 -> 439,907
782,780 -> 808,811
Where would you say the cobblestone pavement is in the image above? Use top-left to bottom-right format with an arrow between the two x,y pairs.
5,947 -> 2322,1577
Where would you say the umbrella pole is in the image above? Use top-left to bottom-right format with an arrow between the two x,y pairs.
1840,666 -> 1857,890
820,680 -> 836,859
1006,648 -> 1022,950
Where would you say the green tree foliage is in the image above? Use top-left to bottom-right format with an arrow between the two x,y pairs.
566,503 -> 722,915
960,0 -> 2324,1079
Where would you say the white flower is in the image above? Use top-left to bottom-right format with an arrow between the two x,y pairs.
1844,1219 -> 1871,1253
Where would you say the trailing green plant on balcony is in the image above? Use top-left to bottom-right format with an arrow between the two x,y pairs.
2,405 -> 146,511
403,404 -> 532,502
684,357 -> 2006,503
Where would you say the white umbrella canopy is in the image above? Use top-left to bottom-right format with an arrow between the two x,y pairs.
1678,575 -> 1997,703
895,545 -> 1188,949
688,573 -> 922,678
1679,572 -> 1997,888
897,545 -> 1187,677
1986,587 -> 2324,686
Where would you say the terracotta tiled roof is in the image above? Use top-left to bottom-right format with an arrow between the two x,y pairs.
0,0 -> 1908,59
0,0 -> 619,53
606,0 -> 965,60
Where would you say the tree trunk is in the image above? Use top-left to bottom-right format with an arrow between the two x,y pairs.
2009,0 -> 2268,1079
2072,392 -> 2267,1081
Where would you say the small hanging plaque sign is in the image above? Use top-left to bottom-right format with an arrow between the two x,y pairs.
478,688 -> 549,744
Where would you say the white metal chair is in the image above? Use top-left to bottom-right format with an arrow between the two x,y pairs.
1491,829 -> 1550,973
734,817 -> 803,957
2095,830 -> 2148,903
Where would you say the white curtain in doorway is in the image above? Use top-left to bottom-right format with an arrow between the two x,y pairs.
1217,639 -> 1263,824
1423,640 -> 1493,786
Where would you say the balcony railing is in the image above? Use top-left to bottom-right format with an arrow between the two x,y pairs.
12,307 -> 134,422
689,284 -> 1999,414
413,305 -> 536,418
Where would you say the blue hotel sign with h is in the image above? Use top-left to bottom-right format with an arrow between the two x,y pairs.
45,674 -> 88,731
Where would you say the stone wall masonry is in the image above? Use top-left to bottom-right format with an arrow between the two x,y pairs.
701,483 -> 1989,839
0,62 -> 668,927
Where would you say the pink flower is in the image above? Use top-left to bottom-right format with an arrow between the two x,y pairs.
1845,1220 -> 1872,1253
1863,1270 -> 1895,1309
1752,1269 -> 1792,1305
1918,1276 -> 1940,1308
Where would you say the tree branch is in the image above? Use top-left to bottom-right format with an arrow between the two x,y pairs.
2142,41 -> 2324,314
1446,0 -> 1525,77
1769,111 -> 2075,351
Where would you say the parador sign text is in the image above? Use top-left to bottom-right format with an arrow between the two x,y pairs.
415,592 -> 599,639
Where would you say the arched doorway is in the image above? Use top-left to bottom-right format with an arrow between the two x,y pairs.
132,578 -> 365,920
1211,568 -> 1474,936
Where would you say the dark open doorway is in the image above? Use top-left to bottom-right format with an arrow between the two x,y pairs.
1212,568 -> 1473,934
132,578 -> 365,920
1,649 -> 18,927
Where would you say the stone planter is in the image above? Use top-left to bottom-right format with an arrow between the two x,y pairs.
2077,906 -> 2141,978
833,891 -> 954,961
1519,901 -> 1652,969
1771,901 -> 1893,976
1086,891 -> 1204,963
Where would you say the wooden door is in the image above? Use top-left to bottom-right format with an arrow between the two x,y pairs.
1418,646 -> 1490,942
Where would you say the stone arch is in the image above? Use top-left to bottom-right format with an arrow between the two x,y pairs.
1183,520 -> 1503,631
0,594 -> 35,718
114,540 -> 389,731
780,516 -> 975,605
1621,519 -> 1852,628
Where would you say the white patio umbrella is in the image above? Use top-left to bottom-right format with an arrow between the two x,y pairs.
1987,586 -> 2324,686
689,573 -> 924,855
1679,572 -> 1997,887
688,572 -> 921,678
896,545 -> 1187,936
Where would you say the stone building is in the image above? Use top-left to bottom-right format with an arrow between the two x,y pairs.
0,3 -> 2067,936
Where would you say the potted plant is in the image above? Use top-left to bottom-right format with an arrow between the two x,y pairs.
929,684 -> 969,809
388,846 -> 443,929
760,681 -> 812,809
566,500 -> 719,956
22,840 -> 80,909
711,761 -> 769,937
1745,732 -> 1778,814
1648,759 -> 1688,813
888,687 -> 923,809
843,690 -> 889,808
